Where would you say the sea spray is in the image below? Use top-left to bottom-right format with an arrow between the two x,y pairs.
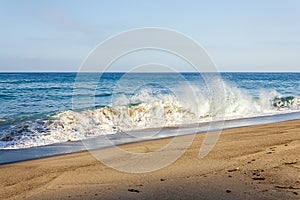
1,81 -> 300,149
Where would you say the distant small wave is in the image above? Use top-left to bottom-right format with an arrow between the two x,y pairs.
0,94 -> 16,99
95,93 -> 112,97
0,94 -> 10,97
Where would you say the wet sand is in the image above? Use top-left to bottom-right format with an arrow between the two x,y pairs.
0,120 -> 299,199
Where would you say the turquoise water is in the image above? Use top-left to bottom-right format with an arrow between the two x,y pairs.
1,72 -> 300,149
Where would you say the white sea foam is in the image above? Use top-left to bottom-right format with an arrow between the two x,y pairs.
1,81 -> 300,149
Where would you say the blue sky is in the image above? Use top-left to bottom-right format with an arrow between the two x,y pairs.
0,0 -> 300,72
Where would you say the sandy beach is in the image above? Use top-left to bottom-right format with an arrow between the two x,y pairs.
0,120 -> 299,200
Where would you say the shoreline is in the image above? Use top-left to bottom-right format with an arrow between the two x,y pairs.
1,111 -> 300,165
0,120 -> 299,199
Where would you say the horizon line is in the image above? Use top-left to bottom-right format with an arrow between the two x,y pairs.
0,71 -> 300,73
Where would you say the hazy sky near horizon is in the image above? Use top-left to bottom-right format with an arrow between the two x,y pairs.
0,0 -> 300,72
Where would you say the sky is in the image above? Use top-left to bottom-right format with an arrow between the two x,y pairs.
0,0 -> 300,72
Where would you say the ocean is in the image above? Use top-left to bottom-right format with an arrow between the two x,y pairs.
1,72 -> 300,152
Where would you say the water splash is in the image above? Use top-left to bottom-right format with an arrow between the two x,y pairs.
1,82 -> 300,149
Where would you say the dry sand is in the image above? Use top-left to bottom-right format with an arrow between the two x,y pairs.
0,120 -> 300,200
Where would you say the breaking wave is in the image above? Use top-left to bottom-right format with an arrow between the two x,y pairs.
1,82 -> 300,149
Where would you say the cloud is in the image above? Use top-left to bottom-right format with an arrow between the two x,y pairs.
43,8 -> 89,33
25,4 -> 97,35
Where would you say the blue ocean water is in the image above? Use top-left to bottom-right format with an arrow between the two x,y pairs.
0,72 -> 300,149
